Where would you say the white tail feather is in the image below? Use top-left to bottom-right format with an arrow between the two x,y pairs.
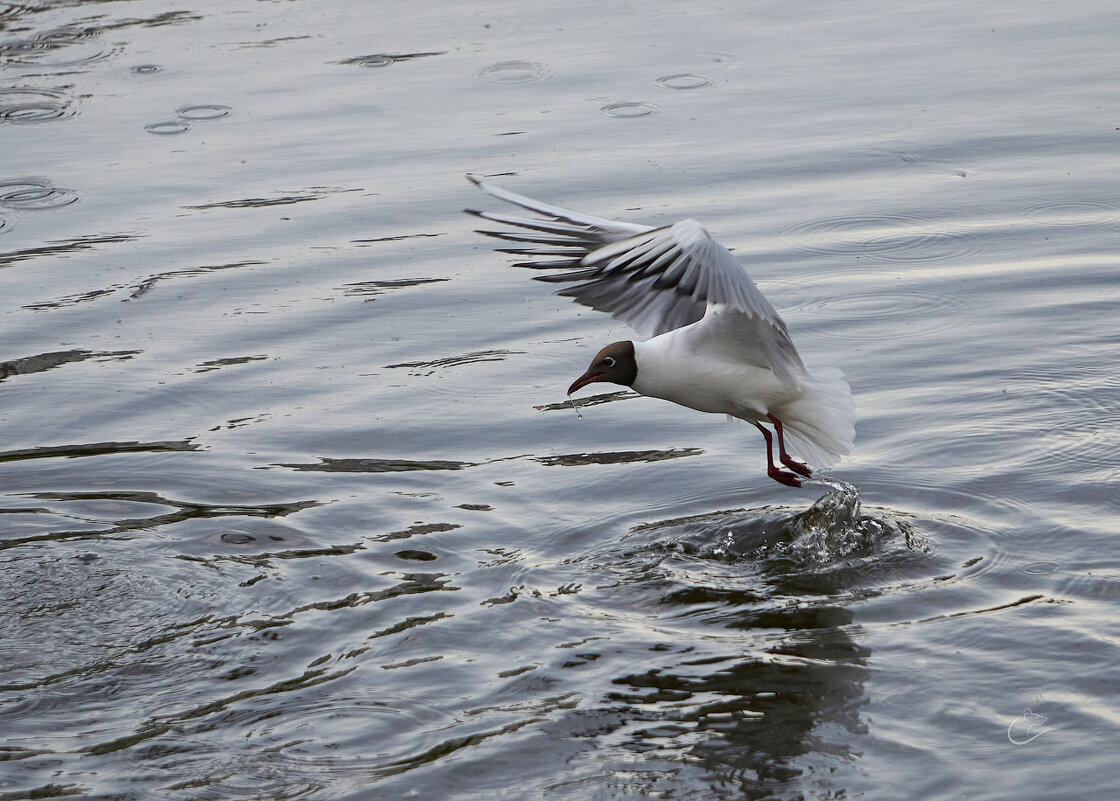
776,368 -> 855,468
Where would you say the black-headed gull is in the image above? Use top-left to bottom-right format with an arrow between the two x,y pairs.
466,175 -> 855,487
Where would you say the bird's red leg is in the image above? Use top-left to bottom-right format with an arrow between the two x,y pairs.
752,421 -> 802,487
767,413 -> 812,478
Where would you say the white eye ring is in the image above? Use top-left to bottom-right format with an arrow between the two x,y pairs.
604,356 -> 616,367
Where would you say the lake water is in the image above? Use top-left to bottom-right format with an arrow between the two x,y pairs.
2,1 -> 1119,799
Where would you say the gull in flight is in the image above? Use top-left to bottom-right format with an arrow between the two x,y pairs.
466,175 -> 855,487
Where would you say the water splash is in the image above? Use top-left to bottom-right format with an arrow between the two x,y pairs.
782,477 -> 891,563
675,478 -> 903,568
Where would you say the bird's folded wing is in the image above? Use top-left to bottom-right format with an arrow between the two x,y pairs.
467,175 -> 808,385
684,303 -> 809,387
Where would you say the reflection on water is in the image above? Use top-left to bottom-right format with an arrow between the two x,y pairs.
544,482 -> 915,798
535,448 -> 703,467
0,349 -> 138,381
608,632 -> 868,799
0,233 -> 136,269
337,51 -> 447,68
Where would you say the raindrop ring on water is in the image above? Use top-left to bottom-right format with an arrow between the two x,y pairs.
0,34 -> 115,69
476,60 -> 551,85
799,286 -> 971,344
781,212 -> 979,264
600,101 -> 659,118
655,73 -> 712,90
2,103 -> 65,122
1018,199 -> 1120,228
0,178 -> 78,210
358,55 -> 395,67
145,120 -> 190,135
0,87 -> 75,123
175,104 -> 231,120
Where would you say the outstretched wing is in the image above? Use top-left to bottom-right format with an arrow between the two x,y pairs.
466,175 -> 808,385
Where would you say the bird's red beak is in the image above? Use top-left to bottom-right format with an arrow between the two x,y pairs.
568,371 -> 603,395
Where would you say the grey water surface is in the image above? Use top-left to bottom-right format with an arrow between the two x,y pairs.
2,1 -> 1118,799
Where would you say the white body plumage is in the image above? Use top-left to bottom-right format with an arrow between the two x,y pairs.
467,176 -> 856,484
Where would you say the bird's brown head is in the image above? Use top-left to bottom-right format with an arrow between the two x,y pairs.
568,341 -> 637,395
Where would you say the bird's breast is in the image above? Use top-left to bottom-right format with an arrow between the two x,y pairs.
631,339 -> 794,420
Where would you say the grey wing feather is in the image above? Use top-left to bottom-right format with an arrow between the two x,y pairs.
466,175 -> 650,240
466,175 -> 808,385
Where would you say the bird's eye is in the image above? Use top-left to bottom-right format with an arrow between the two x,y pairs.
604,356 -> 616,368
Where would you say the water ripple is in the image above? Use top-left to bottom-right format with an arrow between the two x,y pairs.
0,87 -> 76,123
535,389 -> 635,412
193,354 -> 269,373
542,484 -> 895,791
534,448 -> 703,467
782,213 -> 980,263
0,349 -> 138,382
996,360 -> 1120,475
337,51 -> 445,68
383,349 -> 522,376
176,104 -> 231,120
1020,560 -> 1061,575
185,188 -> 357,209
798,285 -> 972,343
341,277 -> 448,301
655,73 -> 713,90
1,488 -> 320,551
600,101 -> 659,118
272,457 -> 472,473
476,60 -> 552,85
144,120 -> 190,135
1018,199 -> 1120,228
0,232 -> 136,269
85,664 -> 360,757
21,260 -> 257,308
0,29 -> 118,70
0,439 -> 200,464
0,177 -> 79,210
